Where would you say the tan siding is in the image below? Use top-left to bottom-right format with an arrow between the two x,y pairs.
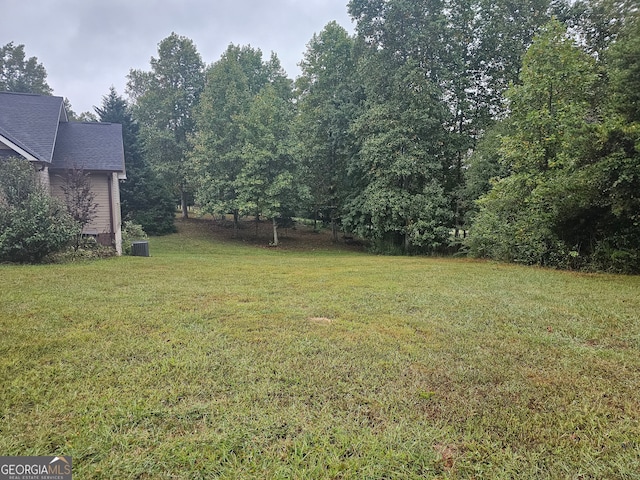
50,171 -> 113,235
38,166 -> 51,193
111,172 -> 123,254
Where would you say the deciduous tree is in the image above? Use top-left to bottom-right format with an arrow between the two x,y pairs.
345,0 -> 454,252
234,81 -> 305,246
61,167 -> 98,250
191,45 -> 272,229
294,22 -> 361,239
468,18 -> 640,272
0,42 -> 52,94
127,33 -> 205,219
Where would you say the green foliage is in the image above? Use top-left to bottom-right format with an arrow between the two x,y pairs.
472,0 -> 556,101
0,42 -> 52,94
469,22 -> 599,266
294,22 -> 362,237
345,57 -> 453,253
608,14 -> 640,123
127,33 -> 205,218
126,196 -> 176,236
462,122 -> 511,225
190,45 -> 276,222
96,87 -> 176,235
468,18 -> 640,273
191,47 -> 304,245
565,0 -> 637,55
458,0 -> 563,225
235,83 -> 308,245
344,0 -> 561,253
501,20 -> 601,173
468,172 -> 575,266
121,221 -> 148,255
47,236 -> 117,263
0,159 -> 78,263
38,0 -> 628,267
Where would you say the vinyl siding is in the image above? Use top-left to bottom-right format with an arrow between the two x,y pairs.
50,171 -> 112,235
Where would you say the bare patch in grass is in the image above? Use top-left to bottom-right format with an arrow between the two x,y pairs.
434,443 -> 460,470
308,316 -> 334,325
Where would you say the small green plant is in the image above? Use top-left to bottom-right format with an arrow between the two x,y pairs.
47,235 -> 116,263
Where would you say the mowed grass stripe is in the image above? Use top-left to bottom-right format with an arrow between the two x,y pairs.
1,219 -> 639,478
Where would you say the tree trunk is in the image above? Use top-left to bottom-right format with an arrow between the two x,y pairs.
233,210 -> 239,237
272,217 -> 279,246
404,219 -> 411,253
331,216 -> 338,243
180,189 -> 189,219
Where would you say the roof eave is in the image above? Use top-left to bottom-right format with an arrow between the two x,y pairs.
0,134 -> 39,161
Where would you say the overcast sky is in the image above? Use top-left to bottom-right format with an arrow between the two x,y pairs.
2,0 -> 354,114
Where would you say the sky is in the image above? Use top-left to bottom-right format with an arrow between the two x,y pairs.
2,0 -> 355,114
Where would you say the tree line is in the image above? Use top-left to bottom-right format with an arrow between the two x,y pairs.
2,0 -> 639,272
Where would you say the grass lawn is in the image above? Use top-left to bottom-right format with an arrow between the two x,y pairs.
1,218 -> 639,479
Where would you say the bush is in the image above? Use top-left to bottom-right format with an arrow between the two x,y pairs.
0,159 -> 79,263
590,232 -> 640,274
122,178 -> 177,235
121,221 -> 148,255
129,202 -> 177,235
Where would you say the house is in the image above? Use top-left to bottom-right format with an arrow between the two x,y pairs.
0,91 -> 126,254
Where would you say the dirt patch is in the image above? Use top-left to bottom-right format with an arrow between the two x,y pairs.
434,443 -> 460,470
308,317 -> 334,325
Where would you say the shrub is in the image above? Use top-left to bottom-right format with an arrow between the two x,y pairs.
121,221 -> 148,255
0,159 -> 79,263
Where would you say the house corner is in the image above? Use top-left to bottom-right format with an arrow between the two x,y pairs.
112,172 -> 123,255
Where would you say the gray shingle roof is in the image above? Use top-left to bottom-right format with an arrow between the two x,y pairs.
52,122 -> 125,173
0,91 -> 65,162
0,91 -> 125,174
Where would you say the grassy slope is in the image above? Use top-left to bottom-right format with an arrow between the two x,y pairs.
1,219 -> 639,479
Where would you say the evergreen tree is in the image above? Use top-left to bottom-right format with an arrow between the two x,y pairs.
95,87 -> 176,234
